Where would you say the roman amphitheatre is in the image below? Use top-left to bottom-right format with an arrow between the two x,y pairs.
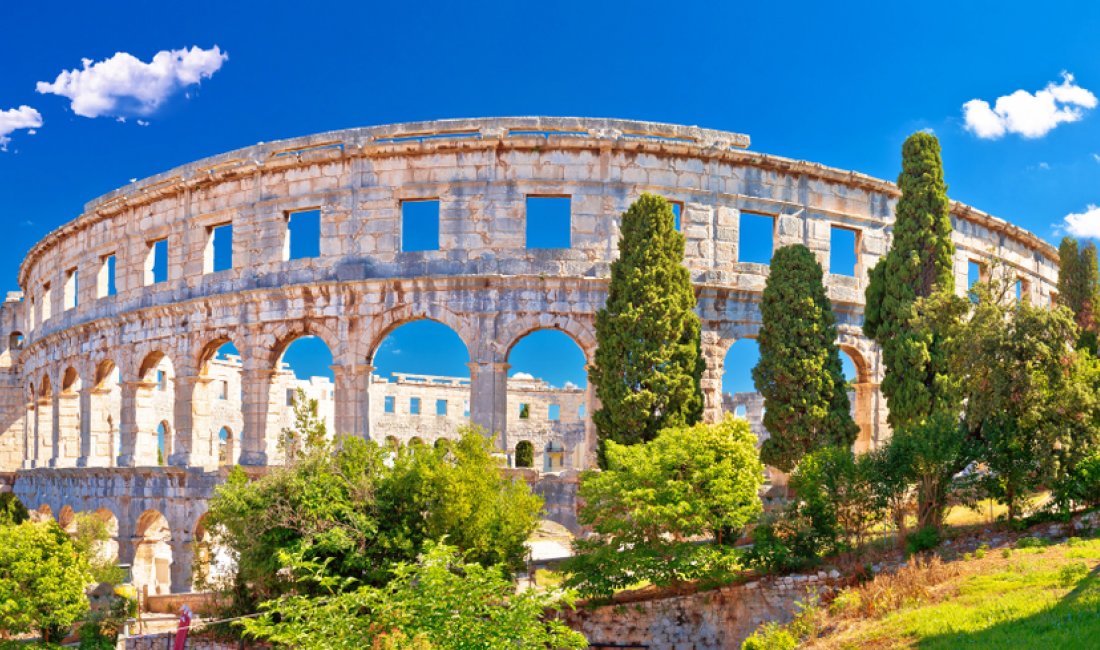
0,116 -> 1057,599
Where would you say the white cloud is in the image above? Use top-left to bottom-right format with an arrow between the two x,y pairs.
563,381 -> 580,390
963,72 -> 1097,139
512,372 -> 535,380
1062,204 -> 1100,239
1038,162 -> 1051,170
0,105 -> 43,151
36,46 -> 228,119
1093,153 -> 1100,163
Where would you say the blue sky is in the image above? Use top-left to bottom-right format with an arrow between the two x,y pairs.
4,0 -> 1100,392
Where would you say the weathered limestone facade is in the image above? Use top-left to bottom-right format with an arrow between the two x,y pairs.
0,117 -> 1057,595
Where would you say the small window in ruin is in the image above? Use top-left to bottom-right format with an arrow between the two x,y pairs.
206,223 -> 233,273
63,268 -> 78,310
286,209 -> 321,260
548,404 -> 561,421
401,199 -> 440,252
669,201 -> 684,231
735,404 -> 747,419
738,212 -> 774,265
147,239 -> 169,285
9,332 -> 23,350
156,370 -> 167,391
968,260 -> 986,303
578,404 -> 586,419
436,399 -> 447,416
1016,277 -> 1030,303
98,254 -> 116,298
384,395 -> 395,414
830,226 -> 859,276
526,196 -> 571,249
286,389 -> 295,406
519,403 -> 530,419
410,397 -> 421,415
464,400 -> 470,418
219,380 -> 228,400
40,283 -> 51,322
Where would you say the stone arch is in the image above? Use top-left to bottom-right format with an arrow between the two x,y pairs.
55,367 -> 82,467
35,373 -> 53,469
515,440 -> 534,468
9,331 -> 23,351
217,426 -> 235,466
133,509 -> 173,597
93,508 -> 120,565
499,316 -> 597,365
264,322 -> 342,370
132,351 -> 176,466
364,305 -> 474,363
193,336 -> 245,468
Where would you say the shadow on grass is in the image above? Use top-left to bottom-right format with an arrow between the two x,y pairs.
917,564 -> 1100,649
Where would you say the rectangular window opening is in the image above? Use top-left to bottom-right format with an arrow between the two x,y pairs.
463,400 -> 470,418
967,260 -> 986,302
220,381 -> 228,401
384,395 -> 395,414
519,403 -> 530,419
206,223 -> 233,273
578,404 -> 586,419
401,199 -> 440,252
40,284 -> 51,322
98,254 -> 117,298
147,239 -> 169,285
286,389 -> 295,406
669,201 -> 683,231
436,399 -> 447,416
157,370 -> 167,391
738,212 -> 774,265
829,226 -> 859,276
286,209 -> 321,260
410,397 -> 421,415
63,268 -> 78,311
525,196 -> 571,249
548,404 -> 561,421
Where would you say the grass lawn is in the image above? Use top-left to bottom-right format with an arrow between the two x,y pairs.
809,537 -> 1100,649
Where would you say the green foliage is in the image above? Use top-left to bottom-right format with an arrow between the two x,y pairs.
863,132 -> 957,431
0,493 -> 28,526
885,410 -> 972,531
744,446 -> 885,572
279,387 -> 329,462
239,541 -> 586,649
69,513 -> 125,585
905,526 -> 941,555
0,520 -> 93,642
515,440 -> 534,468
753,244 -> 859,471
741,622 -> 797,650
1057,236 -> 1100,353
204,428 -> 542,613
564,417 -> 763,597
1016,537 -> 1047,549
1055,450 -> 1100,508
591,193 -> 704,458
1058,561 -> 1089,588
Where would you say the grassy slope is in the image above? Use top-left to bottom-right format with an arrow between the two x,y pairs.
810,538 -> 1100,649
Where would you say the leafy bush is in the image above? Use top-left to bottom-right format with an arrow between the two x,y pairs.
0,493 -> 28,526
741,622 -> 797,650
1054,451 -> 1100,510
905,526 -> 940,555
0,521 -> 92,642
1016,536 -> 1047,549
1059,561 -> 1089,588
564,417 -> 762,597
829,588 -> 862,615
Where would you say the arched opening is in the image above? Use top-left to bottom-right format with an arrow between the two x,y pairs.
135,352 -> 175,466
721,339 -> 763,442
193,514 -> 234,590
370,320 -> 470,448
384,435 -> 400,450
272,335 -> 335,460
133,510 -> 172,597
505,329 -> 588,471
217,426 -> 234,466
515,440 -> 534,468
91,361 -> 122,467
199,340 -> 244,467
56,367 -> 81,467
839,346 -> 874,453
36,375 -> 53,466
9,331 -> 23,351
408,436 -> 425,447
93,508 -> 120,565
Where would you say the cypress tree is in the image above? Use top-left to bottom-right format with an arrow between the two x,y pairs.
753,244 -> 859,472
863,132 -> 956,431
1056,236 -> 1099,352
591,194 -> 704,458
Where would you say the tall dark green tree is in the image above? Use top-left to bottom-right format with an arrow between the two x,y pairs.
753,244 -> 859,472
592,194 -> 704,458
863,132 -> 957,430
1057,236 -> 1099,353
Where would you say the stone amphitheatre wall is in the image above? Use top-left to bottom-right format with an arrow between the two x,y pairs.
0,117 -> 1058,596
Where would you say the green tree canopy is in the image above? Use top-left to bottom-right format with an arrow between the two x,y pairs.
239,542 -> 586,649
591,193 -> 704,459
564,416 -> 763,597
0,520 -> 93,642
203,428 -> 543,612
753,244 -> 859,471
1057,236 -> 1100,353
863,132 -> 957,431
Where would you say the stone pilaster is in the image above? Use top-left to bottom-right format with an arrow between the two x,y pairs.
51,391 -> 79,467
76,386 -> 93,466
239,364 -> 275,466
701,333 -> 728,424
332,363 -> 373,441
116,381 -> 141,467
469,361 -> 510,453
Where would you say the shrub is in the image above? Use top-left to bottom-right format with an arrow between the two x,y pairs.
905,526 -> 940,555
829,589 -> 862,615
974,543 -> 988,559
1059,561 -> 1089,588
1001,548 -> 1013,558
1016,536 -> 1046,549
741,622 -> 797,650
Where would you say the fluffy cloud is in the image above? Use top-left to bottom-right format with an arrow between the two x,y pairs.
36,46 -> 228,118
512,372 -> 535,380
963,72 -> 1096,139
0,105 -> 43,151
1062,204 -> 1100,239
